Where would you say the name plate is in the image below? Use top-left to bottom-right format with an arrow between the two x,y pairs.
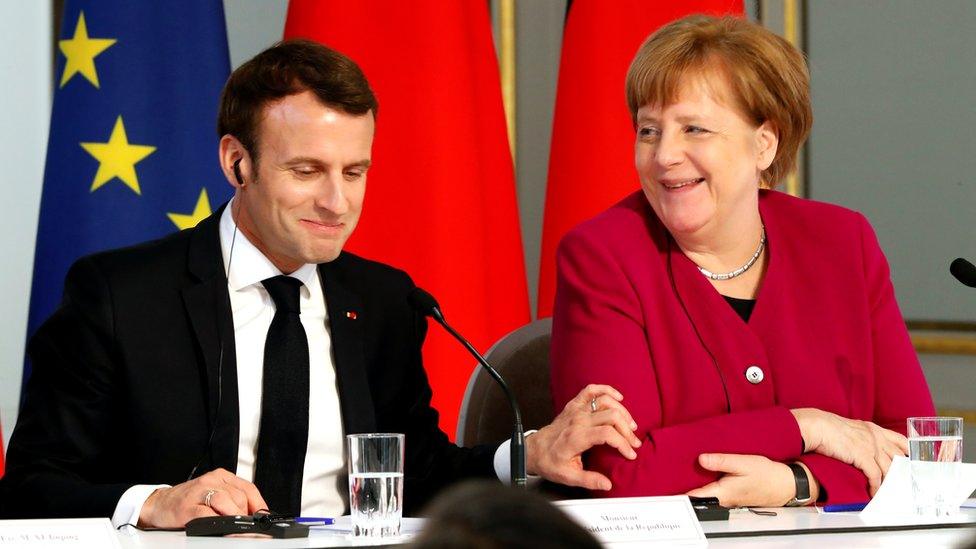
554,496 -> 705,546
0,518 -> 121,549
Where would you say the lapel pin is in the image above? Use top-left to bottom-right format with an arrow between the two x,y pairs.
345,311 -> 358,320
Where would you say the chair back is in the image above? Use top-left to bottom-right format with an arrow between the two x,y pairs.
456,318 -> 554,446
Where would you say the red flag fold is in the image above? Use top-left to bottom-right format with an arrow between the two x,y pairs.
285,1 -> 530,438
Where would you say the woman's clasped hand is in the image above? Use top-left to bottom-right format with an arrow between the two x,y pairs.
791,408 -> 909,496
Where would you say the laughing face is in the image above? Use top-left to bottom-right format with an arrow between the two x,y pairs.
229,90 -> 374,273
634,75 -> 777,240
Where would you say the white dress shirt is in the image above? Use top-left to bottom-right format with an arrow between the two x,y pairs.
219,203 -> 347,517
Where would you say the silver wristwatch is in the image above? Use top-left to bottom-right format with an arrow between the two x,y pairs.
785,462 -> 812,507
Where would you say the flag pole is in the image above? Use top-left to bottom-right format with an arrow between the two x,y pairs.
499,0 -> 516,162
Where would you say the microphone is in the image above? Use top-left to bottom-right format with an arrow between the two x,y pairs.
407,287 -> 527,488
950,258 -> 976,288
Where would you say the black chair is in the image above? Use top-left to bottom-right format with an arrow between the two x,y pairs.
456,317 -> 588,499
456,318 -> 554,447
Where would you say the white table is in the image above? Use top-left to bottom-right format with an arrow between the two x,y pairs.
116,529 -> 404,548
116,517 -> 421,548
703,506 -> 976,548
111,508 -> 976,548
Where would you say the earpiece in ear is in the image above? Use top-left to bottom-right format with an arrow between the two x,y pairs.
233,158 -> 244,187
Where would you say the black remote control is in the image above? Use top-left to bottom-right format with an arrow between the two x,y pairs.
185,514 -> 310,538
689,496 -> 730,521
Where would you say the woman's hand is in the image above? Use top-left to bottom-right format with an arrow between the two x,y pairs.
791,408 -> 908,495
686,454 -> 818,507
526,384 -> 641,491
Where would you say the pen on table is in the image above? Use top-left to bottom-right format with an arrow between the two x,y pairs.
822,502 -> 868,513
294,517 -> 334,525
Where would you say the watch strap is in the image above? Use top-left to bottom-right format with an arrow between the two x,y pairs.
785,462 -> 811,506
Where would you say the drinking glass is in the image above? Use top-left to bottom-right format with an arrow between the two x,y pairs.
907,417 -> 963,516
347,433 -> 405,538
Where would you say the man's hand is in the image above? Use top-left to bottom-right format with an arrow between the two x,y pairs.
686,454 -> 818,508
138,468 -> 268,529
791,408 -> 907,496
526,384 -> 641,491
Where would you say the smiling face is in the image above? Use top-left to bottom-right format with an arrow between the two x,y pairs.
634,74 -> 777,240
227,90 -> 374,273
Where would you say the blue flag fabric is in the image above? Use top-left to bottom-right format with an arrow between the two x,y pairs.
24,1 -> 232,387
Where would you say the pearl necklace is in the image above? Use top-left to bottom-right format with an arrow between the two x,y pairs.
695,226 -> 766,281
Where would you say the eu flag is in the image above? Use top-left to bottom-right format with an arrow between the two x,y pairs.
24,1 -> 232,386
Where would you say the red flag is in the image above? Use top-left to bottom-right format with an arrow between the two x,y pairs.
537,0 -> 744,317
285,2 -> 530,438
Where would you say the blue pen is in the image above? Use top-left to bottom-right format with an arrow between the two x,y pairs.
295,517 -> 335,525
823,502 -> 868,513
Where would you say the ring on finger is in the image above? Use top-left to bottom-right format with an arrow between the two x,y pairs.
590,397 -> 598,413
204,489 -> 217,507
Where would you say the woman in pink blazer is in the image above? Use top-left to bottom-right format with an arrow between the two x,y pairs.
550,15 -> 935,507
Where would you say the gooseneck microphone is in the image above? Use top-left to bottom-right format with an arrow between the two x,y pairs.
950,258 -> 976,288
407,287 -> 527,489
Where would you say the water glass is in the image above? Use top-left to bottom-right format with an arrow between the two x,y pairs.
907,417 -> 963,516
347,433 -> 405,538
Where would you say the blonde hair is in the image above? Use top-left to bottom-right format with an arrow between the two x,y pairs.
626,15 -> 811,187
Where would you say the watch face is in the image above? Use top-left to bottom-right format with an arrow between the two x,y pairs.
793,487 -> 811,502
786,496 -> 812,507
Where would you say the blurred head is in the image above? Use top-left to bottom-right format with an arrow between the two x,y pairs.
216,40 -> 379,272
409,481 -> 601,549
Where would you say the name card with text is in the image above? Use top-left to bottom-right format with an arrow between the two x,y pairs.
0,518 -> 121,549
555,496 -> 706,546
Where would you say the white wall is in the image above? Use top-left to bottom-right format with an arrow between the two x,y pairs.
0,2 -> 52,449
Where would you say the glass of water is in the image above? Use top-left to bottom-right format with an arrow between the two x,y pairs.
347,433 -> 405,538
907,417 -> 963,516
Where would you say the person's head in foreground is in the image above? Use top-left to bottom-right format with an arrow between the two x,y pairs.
409,481 -> 601,549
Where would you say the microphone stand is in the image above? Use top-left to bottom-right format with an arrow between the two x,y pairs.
950,258 -> 976,288
427,306 -> 527,489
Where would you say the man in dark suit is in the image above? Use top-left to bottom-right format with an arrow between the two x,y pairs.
0,41 -> 640,528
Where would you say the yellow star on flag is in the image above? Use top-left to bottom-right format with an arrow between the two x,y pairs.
80,116 -> 157,194
59,11 -> 117,88
168,188 -> 213,230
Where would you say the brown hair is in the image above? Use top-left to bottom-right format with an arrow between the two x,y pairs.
217,39 -> 377,164
626,15 -> 811,187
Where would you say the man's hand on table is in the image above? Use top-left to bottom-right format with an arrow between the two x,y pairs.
138,468 -> 268,528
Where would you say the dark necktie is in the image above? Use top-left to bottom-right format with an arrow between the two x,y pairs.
253,275 -> 310,516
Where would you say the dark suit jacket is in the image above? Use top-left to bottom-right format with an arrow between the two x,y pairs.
0,207 -> 496,519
